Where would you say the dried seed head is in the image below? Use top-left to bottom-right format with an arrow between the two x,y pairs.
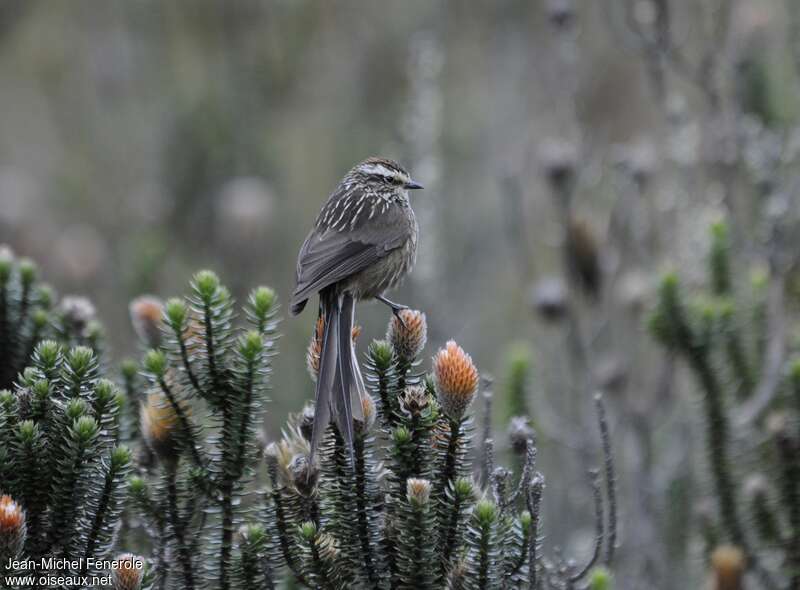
491,467 -> 512,501
399,385 -> 430,418
743,473 -> 768,498
529,277 -> 567,322
546,0 -> 575,30
111,553 -> 145,590
0,495 -> 26,559
129,296 -> 164,349
434,341 -> 479,421
566,218 -> 602,299
446,559 -> 468,589
59,296 -> 98,338
270,431 -> 311,486
616,271 -> 650,312
710,545 -> 745,590
613,140 -> 657,192
594,356 -> 628,394
540,138 -> 578,196
766,411 -> 788,438
355,395 -> 376,434
406,478 -> 431,506
14,387 -> 34,420
306,315 -> 325,382
288,454 -> 319,497
387,309 -> 427,362
140,390 -> 181,466
632,0 -> 656,28
216,177 -> 275,245
507,416 -> 535,455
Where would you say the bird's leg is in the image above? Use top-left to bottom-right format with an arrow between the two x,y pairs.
376,294 -> 409,327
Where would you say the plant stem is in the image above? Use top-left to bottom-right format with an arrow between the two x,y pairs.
308,534 -> 334,590
527,477 -> 543,590
177,333 -> 204,396
377,362 -> 395,431
692,358 -> 745,547
439,418 -> 463,497
158,378 -> 203,469
0,281 -> 9,386
440,489 -> 465,577
354,436 -> 380,589
505,524 -> 530,586
203,301 -> 222,396
594,394 -> 616,567
166,469 -> 195,590
80,466 -> 115,573
220,403 -> 235,590
268,466 -> 307,586
776,432 -> 800,589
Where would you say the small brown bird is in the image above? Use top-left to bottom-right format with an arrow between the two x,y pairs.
291,157 -> 422,462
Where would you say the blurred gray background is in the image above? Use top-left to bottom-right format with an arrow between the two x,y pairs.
2,1 -> 798,587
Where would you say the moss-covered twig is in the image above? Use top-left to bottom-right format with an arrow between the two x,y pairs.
569,470 -> 604,582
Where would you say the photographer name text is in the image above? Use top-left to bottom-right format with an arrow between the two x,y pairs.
4,556 -> 143,571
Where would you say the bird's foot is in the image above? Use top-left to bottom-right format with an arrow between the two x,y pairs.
376,294 -> 409,328
392,306 -> 409,329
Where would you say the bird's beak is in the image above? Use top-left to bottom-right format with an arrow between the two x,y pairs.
405,180 -> 424,190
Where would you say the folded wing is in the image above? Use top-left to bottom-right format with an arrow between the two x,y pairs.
291,198 -> 408,314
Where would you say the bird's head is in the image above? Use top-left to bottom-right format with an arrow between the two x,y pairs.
349,157 -> 424,193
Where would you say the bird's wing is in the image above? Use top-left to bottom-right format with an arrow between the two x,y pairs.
291,200 -> 409,312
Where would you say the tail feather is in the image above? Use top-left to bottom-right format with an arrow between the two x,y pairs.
350,343 -> 367,416
340,293 -> 365,422
333,293 -> 361,464
309,295 -> 337,464
290,298 -> 307,316
308,292 -> 366,467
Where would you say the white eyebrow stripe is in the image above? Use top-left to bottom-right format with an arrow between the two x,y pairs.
361,163 -> 396,178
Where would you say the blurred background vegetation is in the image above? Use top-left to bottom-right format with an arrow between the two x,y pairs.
2,1 -> 800,588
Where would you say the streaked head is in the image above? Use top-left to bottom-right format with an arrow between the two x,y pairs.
349,157 -> 423,191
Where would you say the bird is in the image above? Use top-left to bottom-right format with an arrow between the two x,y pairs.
291,157 -> 423,464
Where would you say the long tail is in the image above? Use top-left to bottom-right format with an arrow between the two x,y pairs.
309,291 -> 366,466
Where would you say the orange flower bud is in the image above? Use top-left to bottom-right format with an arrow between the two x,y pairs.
433,341 -> 479,421
140,390 -> 182,466
111,553 -> 145,590
710,545 -> 745,590
387,309 -> 427,362
0,495 -> 26,560
129,296 -> 164,349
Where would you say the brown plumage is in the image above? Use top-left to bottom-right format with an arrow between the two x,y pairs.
291,157 -> 422,463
